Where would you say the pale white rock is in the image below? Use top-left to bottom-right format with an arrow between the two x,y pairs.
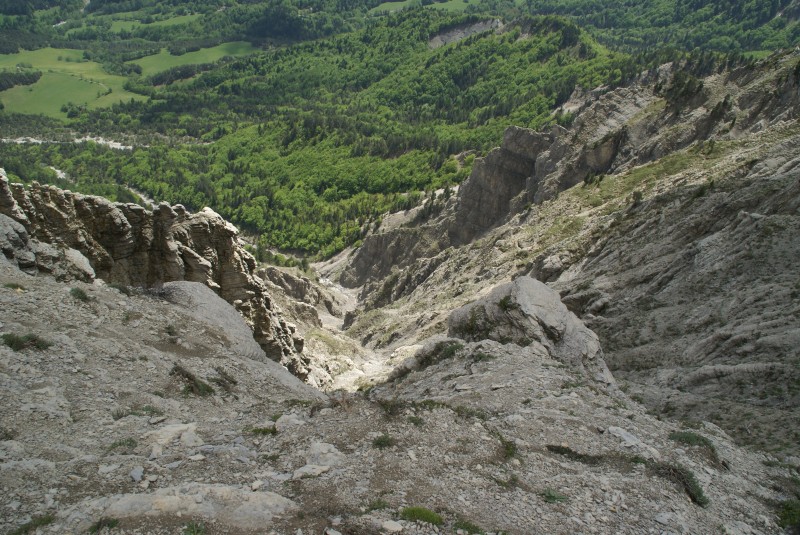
292,464 -> 330,480
382,520 -> 404,533
98,464 -> 120,475
129,466 -> 144,482
275,414 -> 305,432
68,483 -> 296,531
305,442 -> 345,467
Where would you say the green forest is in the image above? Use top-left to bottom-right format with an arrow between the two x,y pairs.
1,0 -> 798,258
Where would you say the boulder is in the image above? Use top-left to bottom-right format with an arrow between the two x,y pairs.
448,276 -> 614,384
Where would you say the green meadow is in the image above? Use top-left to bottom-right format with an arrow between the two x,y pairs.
128,41 -> 258,76
370,0 -> 479,14
107,13 -> 202,33
0,48 -> 146,118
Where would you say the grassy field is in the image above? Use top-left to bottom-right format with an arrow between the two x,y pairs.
0,48 -> 146,118
129,41 -> 258,76
108,13 -> 202,33
370,0 -> 479,14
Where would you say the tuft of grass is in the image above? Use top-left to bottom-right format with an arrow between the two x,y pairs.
377,397 -> 407,417
778,499 -> 800,529
165,324 -> 178,336
392,340 -> 465,381
407,415 -> 425,427
170,365 -> 215,397
545,444 -> 603,465
70,287 -> 90,302
470,351 -> 496,363
454,518 -> 484,534
493,473 -> 520,489
541,488 -> 568,503
108,437 -> 137,452
669,430 -> 725,468
88,517 -> 119,533
399,506 -> 443,526
497,294 -> 518,312
183,522 -> 206,535
494,432 -> 518,461
3,282 -> 25,290
2,333 -> 52,351
652,462 -> 709,507
7,514 -> 55,535
367,498 -> 389,511
372,433 -> 396,449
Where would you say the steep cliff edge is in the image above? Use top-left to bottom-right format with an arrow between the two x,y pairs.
334,50 -> 800,456
0,172 -> 315,378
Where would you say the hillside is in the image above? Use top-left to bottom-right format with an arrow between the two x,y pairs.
0,184 -> 796,534
2,0 -> 799,258
330,49 -> 800,458
2,2 -> 800,534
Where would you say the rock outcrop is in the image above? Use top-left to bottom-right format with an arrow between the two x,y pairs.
448,277 -> 615,385
333,50 -> 800,456
0,170 -> 308,375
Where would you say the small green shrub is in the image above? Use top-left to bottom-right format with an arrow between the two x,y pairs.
493,474 -> 520,489
669,431 -> 724,468
70,287 -> 90,302
88,517 -> 119,533
372,433 -> 396,449
367,498 -> 389,511
545,444 -> 602,465
377,398 -> 407,417
165,324 -> 178,336
170,365 -> 214,397
399,506 -> 443,526
652,462 -> 709,507
3,282 -> 25,290
454,518 -> 484,534
541,488 -> 567,503
778,499 -> 800,529
8,514 -> 54,535
470,352 -> 496,362
183,522 -> 206,535
495,433 -> 518,461
407,415 -> 425,427
2,333 -> 52,351
498,295 -> 517,312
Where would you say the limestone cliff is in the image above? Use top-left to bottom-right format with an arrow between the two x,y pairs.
332,50 -> 800,456
0,171 -> 312,376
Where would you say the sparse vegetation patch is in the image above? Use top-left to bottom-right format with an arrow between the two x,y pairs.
7,514 -> 55,535
372,433 -> 396,449
70,287 -> 91,302
399,506 -> 443,526
170,365 -> 215,397
2,333 -> 53,351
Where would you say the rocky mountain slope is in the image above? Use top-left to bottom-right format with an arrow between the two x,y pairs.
0,255 -> 794,534
2,50 -> 800,535
332,50 -> 800,457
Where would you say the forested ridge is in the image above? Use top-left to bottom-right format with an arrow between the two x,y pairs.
1,0 -> 798,258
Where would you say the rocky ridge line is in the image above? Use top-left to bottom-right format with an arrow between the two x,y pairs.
0,170 -> 314,378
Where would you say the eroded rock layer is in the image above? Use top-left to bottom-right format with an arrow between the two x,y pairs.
0,171 -> 310,374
